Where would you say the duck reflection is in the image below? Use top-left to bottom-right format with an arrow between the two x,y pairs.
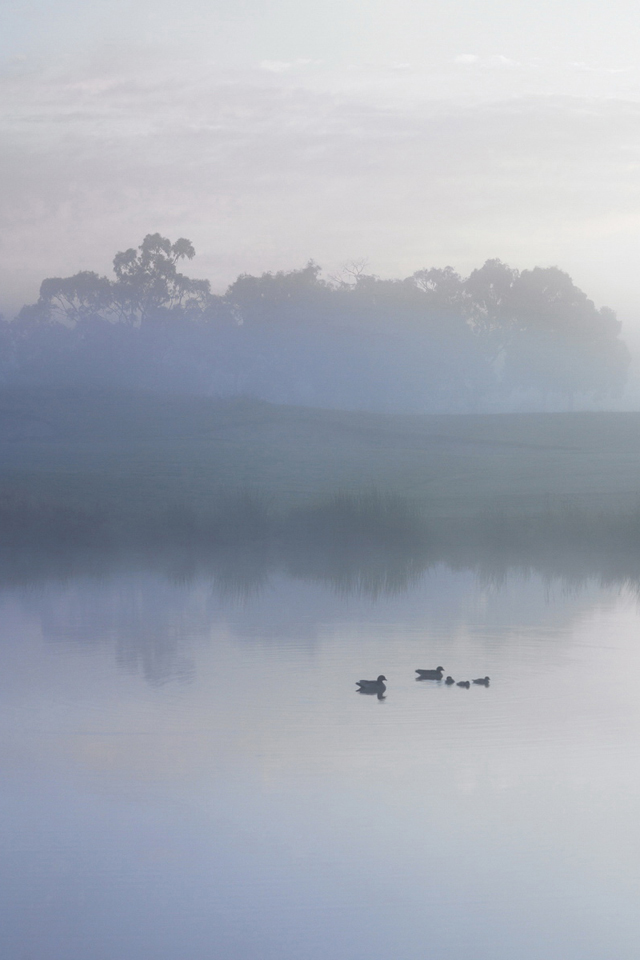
357,687 -> 386,700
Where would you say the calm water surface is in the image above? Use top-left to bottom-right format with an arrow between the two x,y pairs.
2,565 -> 640,959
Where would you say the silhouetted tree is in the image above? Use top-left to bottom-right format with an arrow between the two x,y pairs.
18,271 -> 113,325
462,261 -> 629,399
225,263 -> 492,409
111,234 -> 211,323
227,261 -> 328,325
463,259 -> 516,354
410,265 -> 466,312
18,233 -> 211,326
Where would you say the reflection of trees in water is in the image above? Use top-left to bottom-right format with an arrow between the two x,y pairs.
109,581 -> 198,685
115,628 -> 195,686
442,512 -> 640,592
5,496 -> 640,684
278,491 -> 434,598
6,515 -> 640,685
5,490 -> 640,598
207,545 -> 272,602
4,506 -> 640,601
280,547 -> 432,599
20,574 -> 206,686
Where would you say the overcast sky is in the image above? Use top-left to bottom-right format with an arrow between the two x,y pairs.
2,0 -> 640,330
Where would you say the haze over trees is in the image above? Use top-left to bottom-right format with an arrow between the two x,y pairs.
0,234 -> 629,412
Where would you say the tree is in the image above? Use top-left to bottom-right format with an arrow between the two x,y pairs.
18,234 -> 211,326
112,234 -> 211,323
410,265 -> 466,312
500,266 -> 629,399
19,271 -> 113,325
460,261 -> 629,400
226,261 -> 327,326
463,259 -> 517,353
7,246 -> 630,408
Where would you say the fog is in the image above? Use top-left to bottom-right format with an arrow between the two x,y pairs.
5,3 -> 640,959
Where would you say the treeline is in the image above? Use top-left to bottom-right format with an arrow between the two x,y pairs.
0,234 -> 630,411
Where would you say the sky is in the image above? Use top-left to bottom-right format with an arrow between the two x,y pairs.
2,0 -> 640,332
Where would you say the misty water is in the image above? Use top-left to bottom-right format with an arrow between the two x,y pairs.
2,560 -> 640,960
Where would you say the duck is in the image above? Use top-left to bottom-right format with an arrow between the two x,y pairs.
444,675 -> 455,685
472,676 -> 490,686
456,680 -> 470,688
356,675 -> 387,693
415,666 -> 444,680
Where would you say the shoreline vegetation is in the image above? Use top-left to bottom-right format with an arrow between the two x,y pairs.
3,392 -> 640,594
4,489 -> 640,595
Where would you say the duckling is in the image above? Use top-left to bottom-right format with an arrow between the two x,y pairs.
356,675 -> 387,693
472,677 -> 490,686
444,676 -> 455,685
415,666 -> 444,680
456,680 -> 470,688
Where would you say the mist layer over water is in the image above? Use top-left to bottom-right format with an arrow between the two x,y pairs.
1,562 -> 639,960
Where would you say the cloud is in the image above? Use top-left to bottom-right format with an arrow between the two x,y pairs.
454,54 -> 520,68
492,55 -> 520,67
569,61 -> 628,75
259,60 -> 292,73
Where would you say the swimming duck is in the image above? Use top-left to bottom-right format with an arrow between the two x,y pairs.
415,666 -> 444,680
356,675 -> 387,693
472,677 -> 490,686
444,676 -> 455,685
456,680 -> 470,688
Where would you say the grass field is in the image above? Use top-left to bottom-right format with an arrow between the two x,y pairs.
1,390 -> 640,519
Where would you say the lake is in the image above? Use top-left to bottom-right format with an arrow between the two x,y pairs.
1,560 -> 640,959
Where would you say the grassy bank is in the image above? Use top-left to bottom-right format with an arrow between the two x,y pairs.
2,391 -> 640,518
2,391 -> 640,591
